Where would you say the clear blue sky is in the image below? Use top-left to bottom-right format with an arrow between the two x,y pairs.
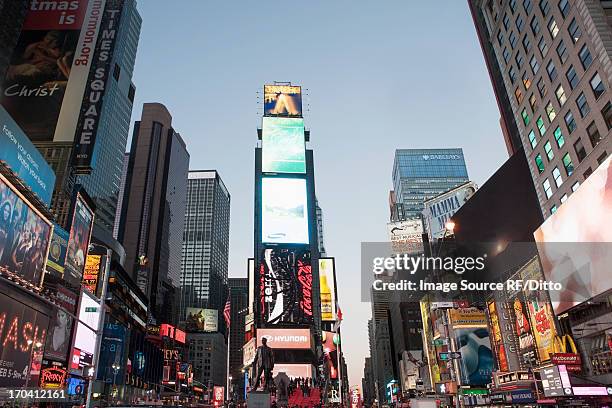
131,0 -> 508,387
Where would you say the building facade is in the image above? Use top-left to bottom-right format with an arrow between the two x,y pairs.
187,332 -> 228,389
180,170 -> 231,321
392,149 -> 469,220
119,102 -> 190,324
0,0 -> 28,82
470,0 -> 611,216
228,277 -> 248,400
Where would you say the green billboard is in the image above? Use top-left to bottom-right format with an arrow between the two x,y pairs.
262,117 -> 306,173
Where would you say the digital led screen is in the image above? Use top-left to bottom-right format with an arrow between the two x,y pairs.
272,363 -> 313,379
259,247 -> 312,325
262,117 -> 306,174
82,254 -> 101,296
74,322 -> 96,356
257,328 -> 311,349
78,291 -> 101,331
44,306 -> 74,363
263,85 -> 302,117
261,177 -> 309,244
0,172 -> 52,288
454,327 -> 493,386
319,258 -> 337,321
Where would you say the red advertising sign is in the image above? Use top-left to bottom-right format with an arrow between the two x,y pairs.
40,366 -> 67,388
174,328 -> 186,344
551,353 -> 581,365
213,386 -> 224,404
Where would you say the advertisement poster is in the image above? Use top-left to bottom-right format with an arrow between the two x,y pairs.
535,156 -> 612,313
186,308 -> 218,332
263,85 -> 302,117
521,257 -> 557,362
81,254 -> 101,296
65,192 -> 94,286
262,117 -> 306,174
256,328 -> 311,349
261,177 -> 309,244
422,181 -> 477,239
0,292 -> 49,387
46,225 -> 69,276
213,386 -> 224,405
387,219 -> 423,254
487,301 -> 509,372
0,173 -> 52,288
98,323 -> 126,385
322,331 -> 339,379
319,258 -> 337,321
0,0 -> 95,142
454,327 -> 493,386
449,307 -> 487,327
44,307 -> 74,363
0,106 -> 55,204
259,248 -> 313,325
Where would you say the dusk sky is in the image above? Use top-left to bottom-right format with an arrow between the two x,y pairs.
130,0 -> 509,386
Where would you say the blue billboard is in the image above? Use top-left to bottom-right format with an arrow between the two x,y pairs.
0,106 -> 55,205
454,327 -> 494,386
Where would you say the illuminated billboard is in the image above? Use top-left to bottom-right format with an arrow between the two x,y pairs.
46,225 -> 69,276
44,306 -> 74,363
534,156 -> 612,313
261,177 -> 309,244
259,247 -> 313,325
78,291 -> 101,332
0,0 -> 101,143
387,219 -> 423,254
74,323 -> 95,356
0,172 -> 52,288
486,301 -> 508,372
186,308 -> 218,332
82,254 -> 101,296
65,192 -> 94,286
454,327 -> 493,386
272,363 -> 313,379
264,85 -> 302,117
322,331 -> 339,379
257,328 -> 311,349
262,117 -> 306,174
319,258 -> 337,321
422,181 -> 477,239
0,292 -> 49,388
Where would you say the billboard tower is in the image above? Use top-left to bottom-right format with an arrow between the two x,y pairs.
251,83 -> 337,393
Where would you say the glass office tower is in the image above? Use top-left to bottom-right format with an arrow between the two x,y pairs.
392,148 -> 469,220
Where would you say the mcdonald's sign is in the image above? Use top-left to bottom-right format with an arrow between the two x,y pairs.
551,335 -> 581,366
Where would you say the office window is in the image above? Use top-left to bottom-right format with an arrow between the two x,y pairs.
522,108 -> 531,125
537,116 -> 547,135
516,52 -> 524,67
548,17 -> 559,38
529,55 -> 539,74
522,71 -> 532,89
568,18 -> 581,43
540,0 -> 550,15
497,30 -> 505,46
538,36 -> 549,56
503,13 -> 510,30
516,15 -> 525,32
553,167 -> 563,187
566,66 -> 578,89
546,60 -> 557,80
546,102 -> 556,122
553,126 -> 564,147
529,93 -> 537,111
576,92 -> 590,117
531,16 -> 541,35
535,154 -> 545,173
509,66 -> 517,83
510,31 -> 518,48
555,85 -> 567,106
573,138 -> 586,161
558,0 -> 570,18
515,87 -> 524,103
587,121 -> 602,147
529,129 -> 538,148
524,0 -> 533,13
523,35 -> 532,53
556,40 -> 568,63
562,153 -> 574,176
503,48 -> 511,64
537,77 -> 547,96
550,205 -> 557,214
560,193 -> 568,203
544,140 -> 554,160
589,73 -> 605,99
584,167 -> 593,179
579,45 -> 592,70
543,178 -> 553,198
564,110 -> 576,133
601,101 -> 612,130
571,181 -> 579,191
597,151 -> 608,165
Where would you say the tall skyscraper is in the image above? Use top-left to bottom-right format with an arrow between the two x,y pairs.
228,277 -> 248,400
119,102 -> 190,324
114,152 -> 130,239
470,0 -> 611,216
392,149 -> 469,220
14,0 -> 142,232
180,170 -> 231,321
